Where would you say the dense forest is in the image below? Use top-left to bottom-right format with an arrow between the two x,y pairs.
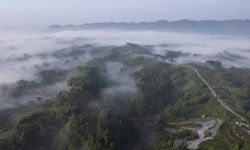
0,44 -> 250,150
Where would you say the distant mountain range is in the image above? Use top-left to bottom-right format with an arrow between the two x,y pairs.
48,19 -> 250,34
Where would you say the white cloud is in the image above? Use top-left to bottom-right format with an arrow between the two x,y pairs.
0,0 -> 250,28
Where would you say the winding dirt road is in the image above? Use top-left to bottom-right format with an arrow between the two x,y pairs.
187,65 -> 248,122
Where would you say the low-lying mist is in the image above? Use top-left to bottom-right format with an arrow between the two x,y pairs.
0,29 -> 250,109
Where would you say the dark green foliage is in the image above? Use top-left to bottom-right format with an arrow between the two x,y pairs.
0,63 -> 140,150
57,110 -> 139,150
68,66 -> 106,97
10,69 -> 68,98
133,62 -> 172,116
11,80 -> 39,97
177,130 -> 198,140
38,69 -> 68,85
205,60 -> 222,68
1,45 -> 250,150
9,113 -> 62,150
88,110 -> 139,150
49,66 -> 106,120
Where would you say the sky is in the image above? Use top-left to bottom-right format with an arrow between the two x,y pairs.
0,0 -> 250,28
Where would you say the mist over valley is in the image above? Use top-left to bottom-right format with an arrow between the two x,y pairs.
0,19 -> 250,150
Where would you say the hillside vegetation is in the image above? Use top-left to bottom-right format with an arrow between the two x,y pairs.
0,44 -> 250,150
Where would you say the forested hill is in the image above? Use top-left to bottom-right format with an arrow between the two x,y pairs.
48,19 -> 250,34
1,44 -> 250,150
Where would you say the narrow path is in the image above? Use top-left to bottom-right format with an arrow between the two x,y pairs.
186,65 -> 248,122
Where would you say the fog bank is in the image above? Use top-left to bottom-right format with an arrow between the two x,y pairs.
0,29 -> 250,108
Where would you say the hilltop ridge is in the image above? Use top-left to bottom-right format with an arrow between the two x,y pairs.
48,19 -> 250,34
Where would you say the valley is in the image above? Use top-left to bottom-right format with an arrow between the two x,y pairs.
0,44 -> 250,149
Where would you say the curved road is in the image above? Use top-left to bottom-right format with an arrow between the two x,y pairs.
186,65 -> 248,122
